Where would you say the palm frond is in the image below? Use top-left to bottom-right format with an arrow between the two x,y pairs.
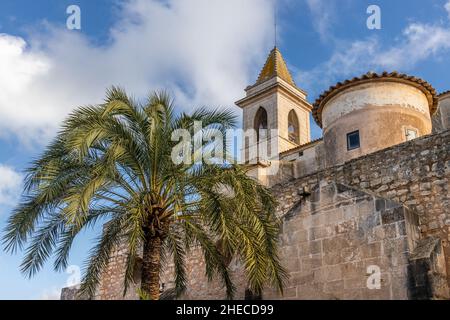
3,88 -> 286,301
78,213 -> 127,299
164,231 -> 187,297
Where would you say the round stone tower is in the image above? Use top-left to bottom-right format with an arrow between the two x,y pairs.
313,72 -> 438,166
437,91 -> 450,130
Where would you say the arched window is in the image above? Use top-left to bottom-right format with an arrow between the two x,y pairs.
254,107 -> 268,142
288,110 -> 300,144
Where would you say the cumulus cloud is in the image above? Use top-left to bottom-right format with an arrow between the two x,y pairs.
298,3 -> 450,96
0,165 -> 22,206
304,0 -> 335,41
0,0 -> 275,146
446,1 -> 450,19
377,23 -> 450,68
303,0 -> 353,41
39,286 -> 62,300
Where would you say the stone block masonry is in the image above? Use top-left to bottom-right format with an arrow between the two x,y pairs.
272,129 -> 450,287
267,182 -> 447,299
159,248 -> 248,300
158,182 -> 448,300
95,240 -> 141,300
62,130 -> 449,300
408,237 -> 449,299
264,183 -> 424,300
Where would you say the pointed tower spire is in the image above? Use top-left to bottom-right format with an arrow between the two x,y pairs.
236,46 -> 312,162
255,47 -> 296,87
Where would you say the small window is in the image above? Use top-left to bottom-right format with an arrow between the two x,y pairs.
405,128 -> 418,141
347,131 -> 360,151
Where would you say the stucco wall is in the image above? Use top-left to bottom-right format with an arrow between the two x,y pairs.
322,82 -> 430,127
321,82 -> 432,166
324,106 -> 432,166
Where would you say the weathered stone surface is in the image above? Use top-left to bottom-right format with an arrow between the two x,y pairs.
261,182 -> 428,300
75,130 -> 449,301
271,130 -> 450,290
408,237 -> 449,300
60,286 -> 88,300
150,181 -> 446,300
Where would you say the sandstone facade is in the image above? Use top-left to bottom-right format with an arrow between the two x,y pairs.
81,129 -> 449,301
158,130 -> 450,300
61,48 -> 450,301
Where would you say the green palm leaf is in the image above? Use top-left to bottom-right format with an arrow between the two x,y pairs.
2,88 -> 287,300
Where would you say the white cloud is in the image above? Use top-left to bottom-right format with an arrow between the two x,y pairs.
377,23 -> 450,69
0,165 -> 22,206
0,0 -> 275,146
305,0 -> 335,41
446,1 -> 450,19
303,0 -> 354,41
299,20 -> 450,96
39,286 -> 62,300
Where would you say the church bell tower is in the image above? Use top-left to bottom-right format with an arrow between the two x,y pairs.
235,47 -> 312,166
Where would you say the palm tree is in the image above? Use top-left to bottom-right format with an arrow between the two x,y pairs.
2,88 -> 287,300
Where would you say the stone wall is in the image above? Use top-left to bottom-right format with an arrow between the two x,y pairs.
94,241 -> 141,300
160,249 -> 248,300
60,286 -> 87,300
264,182 -> 428,300
65,130 -> 449,300
272,129 -> 450,286
408,237 -> 449,299
158,182 -> 448,300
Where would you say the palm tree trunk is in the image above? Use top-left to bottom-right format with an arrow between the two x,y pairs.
141,233 -> 162,300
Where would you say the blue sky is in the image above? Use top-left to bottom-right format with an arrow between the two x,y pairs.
1,0 -> 450,299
